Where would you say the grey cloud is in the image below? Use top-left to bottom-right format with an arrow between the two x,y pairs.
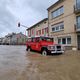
0,0 -> 58,37
0,0 -> 18,37
24,0 -> 58,16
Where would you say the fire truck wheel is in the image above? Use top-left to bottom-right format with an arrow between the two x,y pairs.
27,47 -> 31,52
26,47 -> 28,51
42,50 -> 48,56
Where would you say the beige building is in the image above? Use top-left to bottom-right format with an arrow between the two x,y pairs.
47,0 -> 80,50
27,18 -> 49,37
27,0 -> 80,50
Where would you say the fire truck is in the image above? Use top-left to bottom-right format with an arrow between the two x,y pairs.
26,36 -> 64,55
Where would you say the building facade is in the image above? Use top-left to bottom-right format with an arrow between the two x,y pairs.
1,33 -> 27,45
0,38 -> 3,45
27,18 -> 49,37
11,33 -> 27,45
47,0 -> 80,50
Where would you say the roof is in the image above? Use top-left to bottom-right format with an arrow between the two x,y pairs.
47,0 -> 64,10
27,18 -> 48,30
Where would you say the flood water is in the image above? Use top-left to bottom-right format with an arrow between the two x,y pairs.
0,45 -> 29,80
1,45 -> 80,80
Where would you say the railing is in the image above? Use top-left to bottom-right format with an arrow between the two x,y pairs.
74,3 -> 80,14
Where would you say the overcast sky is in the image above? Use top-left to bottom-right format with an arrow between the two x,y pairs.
0,0 -> 58,37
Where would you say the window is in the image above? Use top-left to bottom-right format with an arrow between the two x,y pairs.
39,30 -> 41,35
31,38 -> 35,42
77,16 -> 80,24
76,0 -> 80,3
42,29 -> 44,34
28,30 -> 31,37
36,31 -> 38,35
52,27 -> 55,32
28,31 -> 29,36
67,38 -> 71,44
52,6 -> 64,18
77,16 -> 80,29
60,6 -> 64,14
62,38 -> 66,44
60,24 -> 64,30
44,21 -> 47,24
58,39 -> 62,44
45,27 -> 48,33
41,37 -> 53,42
31,29 -> 34,35
58,37 -> 71,45
36,38 -> 40,42
47,27 -> 48,33
55,26 -> 59,31
76,0 -> 80,9
27,38 -> 31,42
53,11 -> 57,18
52,22 -> 64,32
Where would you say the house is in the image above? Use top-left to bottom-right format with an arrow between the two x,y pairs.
0,38 -> 3,45
1,32 -> 27,45
47,0 -> 80,50
11,32 -> 27,45
27,18 -> 49,37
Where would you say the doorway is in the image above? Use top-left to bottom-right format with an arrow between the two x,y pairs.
77,35 -> 80,50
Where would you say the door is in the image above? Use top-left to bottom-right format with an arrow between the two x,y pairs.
35,38 -> 41,51
31,37 -> 41,51
77,35 -> 80,50
31,38 -> 36,50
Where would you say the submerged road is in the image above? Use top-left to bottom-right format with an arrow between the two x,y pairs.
0,45 -> 30,80
0,45 -> 80,80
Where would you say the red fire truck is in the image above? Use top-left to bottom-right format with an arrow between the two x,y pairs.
26,36 -> 64,55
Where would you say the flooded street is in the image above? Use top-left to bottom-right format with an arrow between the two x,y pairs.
0,45 -> 80,80
0,45 -> 29,80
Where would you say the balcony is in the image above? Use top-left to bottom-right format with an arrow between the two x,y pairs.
75,23 -> 80,32
74,3 -> 80,14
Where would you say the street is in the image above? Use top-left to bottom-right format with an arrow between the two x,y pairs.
0,45 -> 29,80
0,45 -> 80,80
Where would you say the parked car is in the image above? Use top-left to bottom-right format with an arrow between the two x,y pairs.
26,36 -> 64,55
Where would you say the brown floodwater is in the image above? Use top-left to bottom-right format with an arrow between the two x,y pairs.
0,45 -> 30,80
0,45 -> 80,80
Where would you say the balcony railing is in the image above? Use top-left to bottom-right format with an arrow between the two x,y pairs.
74,3 -> 80,14
75,23 -> 80,32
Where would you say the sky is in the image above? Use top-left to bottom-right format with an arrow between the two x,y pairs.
0,0 -> 58,37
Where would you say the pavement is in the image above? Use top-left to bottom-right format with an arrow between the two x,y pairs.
0,45 -> 80,80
